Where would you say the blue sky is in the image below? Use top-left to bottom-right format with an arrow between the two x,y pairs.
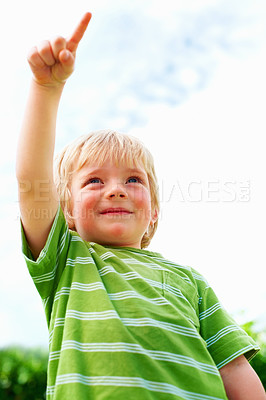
0,0 -> 266,347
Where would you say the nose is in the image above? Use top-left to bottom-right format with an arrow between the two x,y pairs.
105,183 -> 128,199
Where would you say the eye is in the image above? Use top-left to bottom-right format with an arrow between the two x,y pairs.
83,177 -> 102,186
89,178 -> 101,184
126,176 -> 142,184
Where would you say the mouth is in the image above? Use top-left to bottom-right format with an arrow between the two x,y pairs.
100,208 -> 133,215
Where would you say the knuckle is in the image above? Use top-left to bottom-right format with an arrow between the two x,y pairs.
27,46 -> 37,62
51,36 -> 67,59
37,40 -> 50,55
52,36 -> 66,48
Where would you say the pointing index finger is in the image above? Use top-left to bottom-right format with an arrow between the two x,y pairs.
67,12 -> 92,53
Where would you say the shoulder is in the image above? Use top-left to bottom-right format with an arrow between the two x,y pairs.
149,251 -> 209,289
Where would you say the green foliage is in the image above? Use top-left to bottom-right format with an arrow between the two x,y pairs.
0,347 -> 48,400
241,320 -> 266,389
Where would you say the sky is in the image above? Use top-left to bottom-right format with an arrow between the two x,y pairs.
0,0 -> 265,348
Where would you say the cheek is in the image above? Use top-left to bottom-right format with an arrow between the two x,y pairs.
73,191 -> 99,217
81,191 -> 99,207
133,188 -> 152,213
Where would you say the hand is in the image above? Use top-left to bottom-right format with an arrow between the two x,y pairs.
27,12 -> 92,87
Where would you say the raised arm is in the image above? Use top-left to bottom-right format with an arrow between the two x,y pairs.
16,13 -> 92,259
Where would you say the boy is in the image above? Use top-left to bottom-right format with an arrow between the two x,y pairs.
16,12 -> 265,399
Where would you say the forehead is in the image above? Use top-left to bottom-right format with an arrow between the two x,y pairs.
75,160 -> 148,179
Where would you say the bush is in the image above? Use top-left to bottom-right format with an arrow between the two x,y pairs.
0,347 -> 48,400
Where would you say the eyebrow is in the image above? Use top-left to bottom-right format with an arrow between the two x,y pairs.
79,167 -> 105,177
78,166 -> 147,178
125,167 -> 147,176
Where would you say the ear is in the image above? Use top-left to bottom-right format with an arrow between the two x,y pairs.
65,204 -> 76,230
67,217 -> 76,230
65,196 -> 76,230
151,208 -> 159,225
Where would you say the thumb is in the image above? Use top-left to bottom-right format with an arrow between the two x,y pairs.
55,49 -> 76,81
59,49 -> 75,66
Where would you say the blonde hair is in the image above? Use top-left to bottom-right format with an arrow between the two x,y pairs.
54,129 -> 159,248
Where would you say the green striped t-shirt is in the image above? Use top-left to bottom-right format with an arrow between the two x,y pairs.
21,206 -> 259,400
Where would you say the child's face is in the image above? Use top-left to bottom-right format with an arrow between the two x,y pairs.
69,159 -> 158,248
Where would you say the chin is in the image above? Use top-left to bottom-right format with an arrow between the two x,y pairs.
99,225 -> 138,247
110,223 -> 129,236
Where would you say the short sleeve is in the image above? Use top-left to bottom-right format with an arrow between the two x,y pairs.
21,206 -> 70,301
199,285 -> 260,369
